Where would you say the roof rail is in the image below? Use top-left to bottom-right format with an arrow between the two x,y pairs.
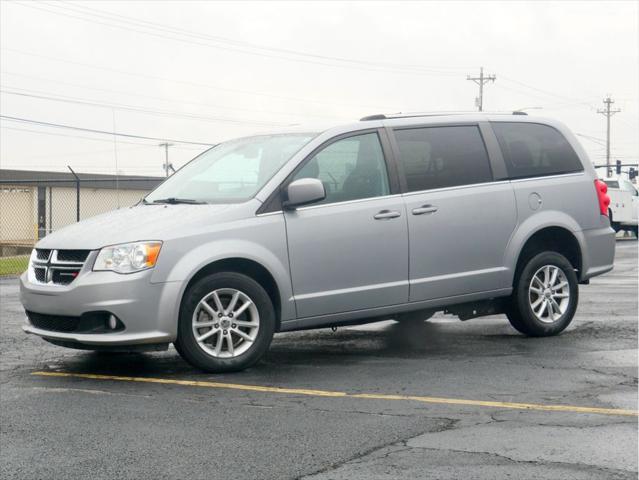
360,114 -> 387,121
359,111 -> 528,121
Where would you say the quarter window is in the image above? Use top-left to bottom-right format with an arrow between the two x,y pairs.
291,132 -> 390,204
492,122 -> 583,179
394,126 -> 493,192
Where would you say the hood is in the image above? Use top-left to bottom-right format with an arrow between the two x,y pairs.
36,203 -> 242,250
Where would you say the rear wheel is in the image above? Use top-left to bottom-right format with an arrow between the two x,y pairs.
175,272 -> 275,373
507,252 -> 578,337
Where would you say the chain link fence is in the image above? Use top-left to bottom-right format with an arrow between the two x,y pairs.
0,172 -> 162,276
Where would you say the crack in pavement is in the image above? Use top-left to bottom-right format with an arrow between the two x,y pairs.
300,417 -> 460,478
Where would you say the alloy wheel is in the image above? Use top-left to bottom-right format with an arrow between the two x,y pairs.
191,288 -> 260,358
528,265 -> 571,323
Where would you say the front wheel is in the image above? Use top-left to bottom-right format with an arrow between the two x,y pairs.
506,252 -> 578,337
175,272 -> 275,373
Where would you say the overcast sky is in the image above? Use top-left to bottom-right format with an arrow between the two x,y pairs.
0,0 -> 637,176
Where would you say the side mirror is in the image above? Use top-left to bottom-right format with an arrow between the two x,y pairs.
283,178 -> 326,210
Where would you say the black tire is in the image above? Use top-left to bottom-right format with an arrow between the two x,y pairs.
506,251 -> 579,337
395,309 -> 435,323
608,210 -> 621,233
175,272 -> 276,373
173,341 -> 184,357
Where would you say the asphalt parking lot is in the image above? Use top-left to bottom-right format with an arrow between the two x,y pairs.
1,240 -> 637,480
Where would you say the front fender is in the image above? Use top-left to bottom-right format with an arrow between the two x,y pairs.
150,214 -> 295,323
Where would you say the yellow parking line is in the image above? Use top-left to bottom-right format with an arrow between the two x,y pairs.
32,371 -> 638,417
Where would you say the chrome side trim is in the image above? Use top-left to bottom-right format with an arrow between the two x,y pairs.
401,180 -> 511,198
509,172 -> 585,184
296,193 -> 403,212
255,211 -> 284,218
257,193 -> 404,215
293,279 -> 409,302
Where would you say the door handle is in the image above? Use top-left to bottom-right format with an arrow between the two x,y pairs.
373,210 -> 401,220
412,204 -> 438,215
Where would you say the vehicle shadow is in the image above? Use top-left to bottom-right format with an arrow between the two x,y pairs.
48,317 -> 557,377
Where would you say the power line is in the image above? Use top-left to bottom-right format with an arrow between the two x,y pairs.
0,115 -> 216,146
500,74 -> 598,108
1,125 -> 157,146
466,67 -> 496,112
0,71 -> 342,121
61,0 -> 471,73
497,83 -> 595,110
597,96 -> 622,176
0,88 -> 292,127
20,0 -> 471,76
1,125 -> 206,154
575,133 -> 607,147
2,144 -> 150,161
2,48 -> 394,110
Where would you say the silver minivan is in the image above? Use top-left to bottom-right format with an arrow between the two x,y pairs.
20,113 -> 616,372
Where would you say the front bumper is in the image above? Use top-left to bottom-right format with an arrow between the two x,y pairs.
20,268 -> 182,346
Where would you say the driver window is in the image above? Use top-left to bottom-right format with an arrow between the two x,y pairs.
292,132 -> 390,205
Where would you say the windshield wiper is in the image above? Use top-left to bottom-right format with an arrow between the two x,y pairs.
151,197 -> 206,204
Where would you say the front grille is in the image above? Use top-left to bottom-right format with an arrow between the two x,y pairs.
34,267 -> 46,283
35,249 -> 51,260
56,250 -> 90,263
29,249 -> 91,285
27,311 -> 80,333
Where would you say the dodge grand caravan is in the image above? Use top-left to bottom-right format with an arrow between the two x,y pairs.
21,113 -> 616,372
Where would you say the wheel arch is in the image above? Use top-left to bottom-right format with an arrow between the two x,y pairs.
180,257 -> 283,332
511,226 -> 583,287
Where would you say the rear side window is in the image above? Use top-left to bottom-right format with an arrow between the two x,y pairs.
492,122 -> 583,179
394,126 -> 493,192
603,180 -> 619,189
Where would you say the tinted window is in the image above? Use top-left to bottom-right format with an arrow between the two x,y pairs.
603,180 -> 619,189
291,132 -> 390,204
492,122 -> 583,179
394,126 -> 492,192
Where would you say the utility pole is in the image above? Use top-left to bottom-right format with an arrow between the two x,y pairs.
159,143 -> 173,177
467,66 -> 496,112
597,96 -> 621,177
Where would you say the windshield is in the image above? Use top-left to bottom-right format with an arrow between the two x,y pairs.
145,133 -> 316,204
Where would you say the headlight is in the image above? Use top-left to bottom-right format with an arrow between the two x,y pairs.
93,241 -> 162,274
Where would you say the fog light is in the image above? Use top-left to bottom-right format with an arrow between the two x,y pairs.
108,315 -> 118,330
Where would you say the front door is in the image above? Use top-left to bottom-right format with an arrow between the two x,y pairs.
392,124 -> 517,301
284,131 -> 409,318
